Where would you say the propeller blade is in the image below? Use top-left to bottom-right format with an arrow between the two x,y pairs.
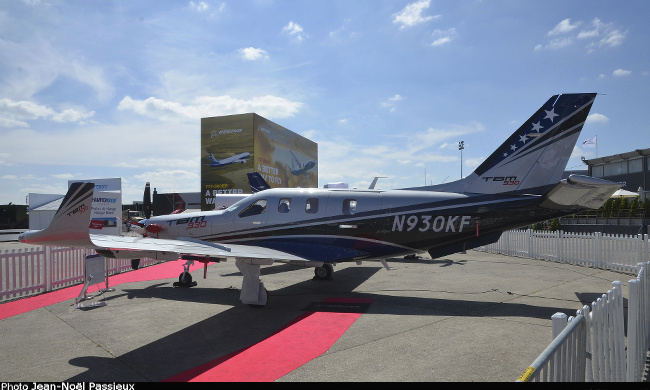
143,182 -> 151,219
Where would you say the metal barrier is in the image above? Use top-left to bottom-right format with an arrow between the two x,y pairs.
518,263 -> 650,382
1,245 -> 160,301
517,314 -> 587,382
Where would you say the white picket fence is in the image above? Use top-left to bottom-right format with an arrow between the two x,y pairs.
479,230 -> 650,274
0,246 -> 160,302
517,262 -> 650,382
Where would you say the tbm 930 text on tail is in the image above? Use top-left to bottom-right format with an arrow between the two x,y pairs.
19,93 -> 622,307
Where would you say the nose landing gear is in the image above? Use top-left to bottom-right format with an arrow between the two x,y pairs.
174,260 -> 197,287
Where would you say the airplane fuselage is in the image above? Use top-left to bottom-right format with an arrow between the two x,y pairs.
142,187 -> 564,262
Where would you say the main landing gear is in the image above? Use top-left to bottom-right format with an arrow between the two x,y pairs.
313,263 -> 334,281
236,259 -> 269,308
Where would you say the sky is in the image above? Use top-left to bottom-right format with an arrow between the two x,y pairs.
1,0 -> 649,205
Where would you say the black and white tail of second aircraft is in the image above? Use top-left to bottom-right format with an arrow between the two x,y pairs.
20,93 -> 622,306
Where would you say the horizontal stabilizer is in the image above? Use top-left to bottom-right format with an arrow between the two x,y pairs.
539,174 -> 622,210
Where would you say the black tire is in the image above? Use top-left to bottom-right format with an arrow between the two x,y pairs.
179,272 -> 193,286
314,263 -> 334,280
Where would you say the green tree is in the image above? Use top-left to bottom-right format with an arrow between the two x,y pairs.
549,218 -> 561,231
603,198 -> 614,218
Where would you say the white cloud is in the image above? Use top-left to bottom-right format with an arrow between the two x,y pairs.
118,95 -> 303,121
0,120 -> 200,170
51,173 -> 74,180
0,37 -> 114,102
535,37 -> 573,51
393,0 -> 440,30
132,169 -> 200,195
586,113 -> 609,124
548,19 -> 580,36
431,28 -> 456,46
599,29 -> 626,48
303,120 -> 483,189
577,18 -> 605,39
0,98 -> 94,127
51,108 -> 95,123
381,94 -> 405,112
387,94 -> 404,103
189,1 -> 208,12
282,21 -> 307,41
612,69 -> 631,77
239,47 -> 269,61
0,98 -> 54,120
537,17 -> 626,53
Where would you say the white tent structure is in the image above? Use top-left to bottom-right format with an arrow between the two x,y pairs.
611,189 -> 639,198
28,194 -> 64,230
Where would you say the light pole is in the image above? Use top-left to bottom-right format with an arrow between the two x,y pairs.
458,141 -> 464,178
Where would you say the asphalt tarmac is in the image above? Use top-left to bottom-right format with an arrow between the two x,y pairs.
0,242 -> 641,382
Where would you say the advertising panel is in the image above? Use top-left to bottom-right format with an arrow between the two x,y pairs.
68,178 -> 122,236
254,115 -> 318,189
201,114 -> 255,210
201,113 -> 317,210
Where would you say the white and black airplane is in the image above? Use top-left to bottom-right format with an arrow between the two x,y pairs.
290,150 -> 316,177
19,93 -> 622,307
207,152 -> 250,168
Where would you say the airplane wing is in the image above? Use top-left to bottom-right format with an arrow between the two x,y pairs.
89,234 -> 310,264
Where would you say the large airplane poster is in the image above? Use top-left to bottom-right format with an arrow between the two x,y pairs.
201,113 -> 317,210
254,115 -> 318,190
201,114 -> 255,210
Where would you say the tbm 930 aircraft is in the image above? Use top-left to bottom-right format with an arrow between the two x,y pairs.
20,93 -> 622,307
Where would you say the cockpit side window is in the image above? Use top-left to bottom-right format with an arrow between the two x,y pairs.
342,199 -> 357,215
278,198 -> 291,213
238,199 -> 267,218
305,198 -> 319,214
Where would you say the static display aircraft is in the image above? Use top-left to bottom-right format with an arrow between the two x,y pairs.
290,150 -> 316,177
247,172 -> 272,193
207,152 -> 250,168
19,93 -> 622,307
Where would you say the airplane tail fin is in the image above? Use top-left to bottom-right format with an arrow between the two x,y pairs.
247,172 -> 272,193
19,182 -> 95,247
415,93 -> 597,195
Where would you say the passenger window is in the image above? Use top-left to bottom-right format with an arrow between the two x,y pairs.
305,198 -> 319,214
238,199 -> 267,218
342,199 -> 357,215
278,198 -> 291,213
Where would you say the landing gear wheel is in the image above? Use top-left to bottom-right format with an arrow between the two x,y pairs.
179,272 -> 193,285
173,271 -> 197,287
313,263 -> 334,281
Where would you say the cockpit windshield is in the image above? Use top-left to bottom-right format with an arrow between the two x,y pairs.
225,197 -> 251,213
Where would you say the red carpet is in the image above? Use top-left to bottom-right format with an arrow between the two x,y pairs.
0,261 -> 204,321
164,297 -> 375,382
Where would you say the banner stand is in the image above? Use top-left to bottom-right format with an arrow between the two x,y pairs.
75,254 -> 115,309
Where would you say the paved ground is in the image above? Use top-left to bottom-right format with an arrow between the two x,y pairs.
0,243 -> 640,382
